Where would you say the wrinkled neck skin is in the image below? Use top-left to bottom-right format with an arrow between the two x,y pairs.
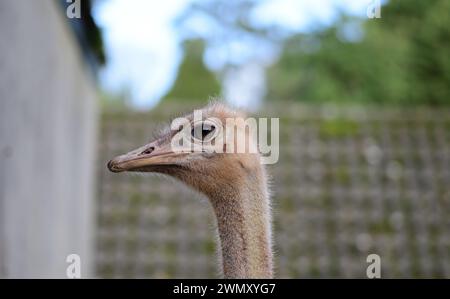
208,177 -> 273,279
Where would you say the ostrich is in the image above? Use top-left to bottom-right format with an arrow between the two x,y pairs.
107,103 -> 273,278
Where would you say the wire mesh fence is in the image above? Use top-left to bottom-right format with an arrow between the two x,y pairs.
96,103 -> 450,278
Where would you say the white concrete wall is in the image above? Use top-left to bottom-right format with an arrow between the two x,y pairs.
0,0 -> 98,278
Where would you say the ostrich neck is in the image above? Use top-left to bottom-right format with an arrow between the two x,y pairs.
209,181 -> 273,278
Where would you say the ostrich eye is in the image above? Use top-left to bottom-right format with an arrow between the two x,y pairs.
191,123 -> 216,141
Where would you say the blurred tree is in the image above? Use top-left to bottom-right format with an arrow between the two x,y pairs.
163,0 -> 274,105
267,0 -> 450,105
163,40 -> 221,103
82,0 -> 106,65
409,0 -> 450,104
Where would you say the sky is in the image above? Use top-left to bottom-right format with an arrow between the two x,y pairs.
93,0 -> 378,109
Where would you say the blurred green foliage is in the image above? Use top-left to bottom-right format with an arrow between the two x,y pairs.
163,40 -> 221,103
167,0 -> 449,106
319,119 -> 360,138
267,0 -> 450,105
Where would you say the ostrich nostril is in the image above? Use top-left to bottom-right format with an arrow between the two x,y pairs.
141,146 -> 155,155
107,160 -> 115,171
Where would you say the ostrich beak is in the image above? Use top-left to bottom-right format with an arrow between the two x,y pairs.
107,139 -> 186,173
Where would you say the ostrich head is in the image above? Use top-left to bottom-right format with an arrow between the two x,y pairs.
107,102 -> 264,198
107,102 -> 273,278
